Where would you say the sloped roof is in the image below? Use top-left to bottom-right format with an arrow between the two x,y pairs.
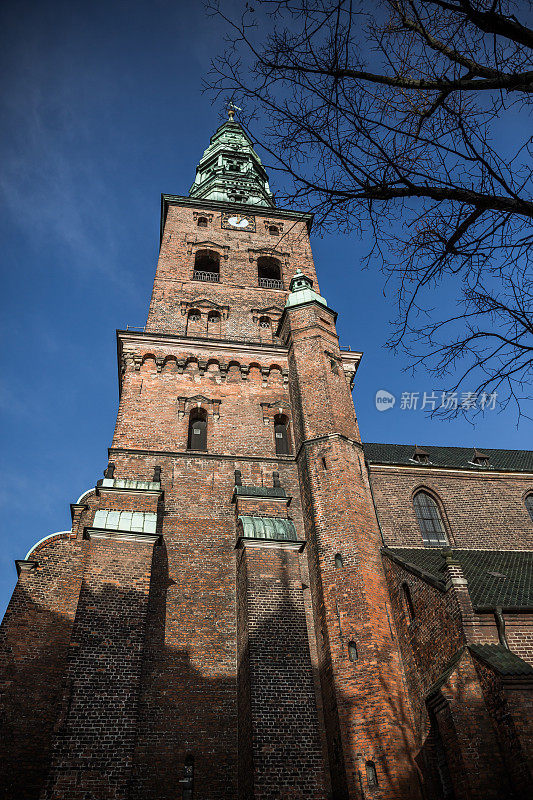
470,644 -> 533,676
364,442 -> 533,472
384,548 -> 533,610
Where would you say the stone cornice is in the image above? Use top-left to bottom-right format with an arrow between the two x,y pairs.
117,329 -> 287,361
109,446 -> 295,465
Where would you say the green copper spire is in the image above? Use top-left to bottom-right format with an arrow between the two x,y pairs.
189,111 -> 275,207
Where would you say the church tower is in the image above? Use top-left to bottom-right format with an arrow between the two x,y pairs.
0,115 -> 421,800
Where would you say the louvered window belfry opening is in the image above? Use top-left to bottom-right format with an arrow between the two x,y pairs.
193,249 -> 220,282
413,491 -> 449,546
187,408 -> 208,451
93,509 -> 157,534
274,414 -> 291,455
257,256 -> 283,289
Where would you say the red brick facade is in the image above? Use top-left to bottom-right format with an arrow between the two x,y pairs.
1,120 -> 531,799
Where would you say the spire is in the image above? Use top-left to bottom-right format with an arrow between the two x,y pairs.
189,116 -> 275,207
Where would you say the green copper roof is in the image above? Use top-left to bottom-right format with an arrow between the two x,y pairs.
284,270 -> 329,310
384,548 -> 533,610
189,118 -> 275,207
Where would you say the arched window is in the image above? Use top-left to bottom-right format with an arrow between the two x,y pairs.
207,310 -> 221,337
268,225 -> 279,236
197,216 -> 208,228
258,316 -> 271,329
194,249 -> 220,282
257,256 -> 283,289
187,408 -> 208,451
334,553 -> 344,569
525,493 -> 533,523
274,414 -> 290,455
401,583 -> 415,623
186,308 -> 203,337
413,491 -> 448,546
348,641 -> 358,662
365,761 -> 378,788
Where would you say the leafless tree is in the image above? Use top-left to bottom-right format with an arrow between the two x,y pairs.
208,0 -> 533,420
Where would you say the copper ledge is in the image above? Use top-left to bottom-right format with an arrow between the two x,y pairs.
83,527 -> 162,546
15,560 -> 39,576
235,536 -> 306,552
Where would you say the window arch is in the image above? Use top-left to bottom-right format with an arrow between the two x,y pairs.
334,553 -> 344,569
257,256 -> 283,288
413,490 -> 448,546
187,408 -> 208,451
258,316 -> 271,329
525,493 -> 533,523
196,216 -> 208,228
194,249 -> 220,282
273,414 -> 291,455
268,225 -> 279,236
400,583 -> 415,623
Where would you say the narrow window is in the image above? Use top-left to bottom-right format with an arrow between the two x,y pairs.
257,256 -> 283,289
197,216 -> 208,228
268,225 -> 279,236
365,761 -> 378,788
413,491 -> 448,547
321,456 -> 328,470
525,493 -> 533,523
274,414 -> 290,455
348,641 -> 358,662
334,553 -> 344,569
401,583 -> 415,623
194,249 -> 220,282
187,408 -> 208,451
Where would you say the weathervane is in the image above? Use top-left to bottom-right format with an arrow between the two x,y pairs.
227,101 -> 242,121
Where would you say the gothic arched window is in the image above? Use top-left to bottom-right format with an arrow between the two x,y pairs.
187,408 -> 208,451
257,256 -> 283,288
525,493 -> 533,523
197,216 -> 208,228
194,249 -> 220,282
413,491 -> 448,546
334,553 -> 344,569
274,414 -> 290,455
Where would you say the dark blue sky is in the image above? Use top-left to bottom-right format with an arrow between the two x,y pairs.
1,0 -> 530,615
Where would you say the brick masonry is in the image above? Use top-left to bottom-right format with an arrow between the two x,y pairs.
0,176 -> 532,800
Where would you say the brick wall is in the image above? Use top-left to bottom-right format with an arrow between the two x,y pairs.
237,544 -> 328,800
41,536 -> 156,800
369,465 -> 533,549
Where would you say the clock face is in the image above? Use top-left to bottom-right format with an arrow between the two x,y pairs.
221,212 -> 256,232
